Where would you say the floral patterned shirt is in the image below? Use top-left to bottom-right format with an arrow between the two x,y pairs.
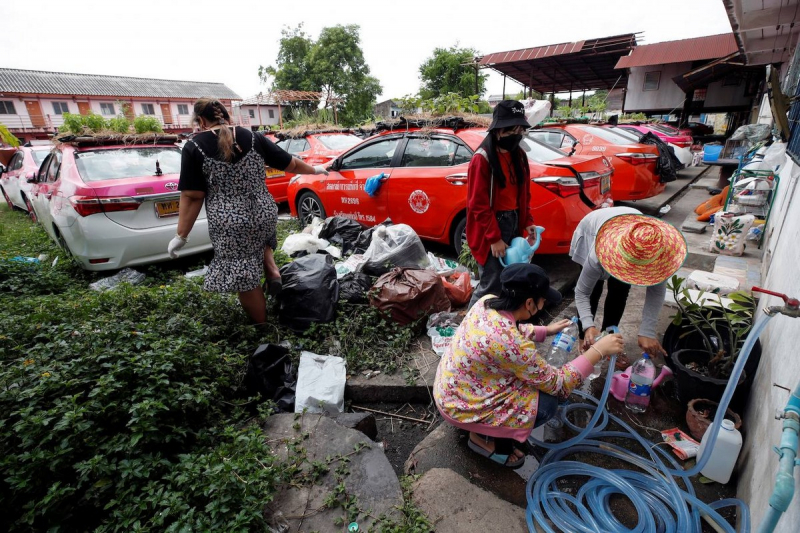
434,296 -> 589,430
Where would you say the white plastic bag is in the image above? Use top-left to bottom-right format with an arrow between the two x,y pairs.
281,234 -> 330,256
89,268 -> 146,291
426,312 -> 463,356
427,252 -> 459,276
295,351 -> 346,414
361,224 -> 430,274
334,254 -> 368,279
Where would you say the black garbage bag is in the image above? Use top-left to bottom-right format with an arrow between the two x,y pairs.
352,218 -> 393,255
243,343 -> 296,412
339,272 -> 373,303
318,216 -> 366,255
638,131 -> 683,183
278,253 -> 339,331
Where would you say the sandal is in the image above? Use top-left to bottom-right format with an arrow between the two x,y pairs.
467,434 -> 526,469
263,277 -> 282,297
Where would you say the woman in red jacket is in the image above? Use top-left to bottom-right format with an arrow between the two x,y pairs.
467,100 -> 536,307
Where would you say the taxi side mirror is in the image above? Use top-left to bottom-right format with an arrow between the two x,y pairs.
26,172 -> 37,183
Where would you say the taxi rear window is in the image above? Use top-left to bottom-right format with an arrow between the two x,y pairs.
75,147 -> 181,182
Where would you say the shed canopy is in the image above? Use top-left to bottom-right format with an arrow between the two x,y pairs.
478,33 -> 639,93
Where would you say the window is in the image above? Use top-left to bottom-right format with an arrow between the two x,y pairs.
528,130 -> 568,150
248,109 -> 255,119
0,101 -> 17,114
643,71 -> 661,91
36,154 -> 52,182
10,152 -> 24,170
177,104 -> 189,115
401,137 -> 464,167
316,134 -> 361,151
74,147 -> 182,182
141,104 -> 155,115
581,125 -> 638,146
31,150 -> 48,166
520,137 -> 570,163
45,151 -> 62,183
268,109 -> 274,119
276,140 -> 290,150
52,102 -> 69,115
287,139 -> 310,154
340,138 -> 400,170
100,103 -> 115,115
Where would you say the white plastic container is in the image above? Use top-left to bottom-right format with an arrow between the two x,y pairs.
697,419 -> 742,484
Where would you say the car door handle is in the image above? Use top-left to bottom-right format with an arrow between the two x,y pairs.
445,173 -> 467,185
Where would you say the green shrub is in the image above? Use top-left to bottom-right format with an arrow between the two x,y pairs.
60,113 -> 85,134
84,113 -> 107,132
107,116 -> 131,133
134,115 -> 164,134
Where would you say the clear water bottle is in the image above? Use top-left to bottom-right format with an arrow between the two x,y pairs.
546,317 -> 580,367
625,353 -> 655,413
588,325 -> 619,380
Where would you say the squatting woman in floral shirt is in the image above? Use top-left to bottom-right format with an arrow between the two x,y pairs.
434,263 -> 624,469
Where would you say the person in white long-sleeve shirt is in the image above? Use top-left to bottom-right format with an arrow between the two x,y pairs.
569,206 -> 687,357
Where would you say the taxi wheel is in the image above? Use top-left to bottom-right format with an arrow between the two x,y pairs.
297,191 -> 326,225
54,228 -> 72,256
1,186 -> 13,210
452,217 -> 467,255
22,195 -> 37,223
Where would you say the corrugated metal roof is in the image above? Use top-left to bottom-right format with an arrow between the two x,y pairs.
480,40 -> 586,65
615,33 -> 739,68
238,94 -> 279,106
0,68 -> 240,100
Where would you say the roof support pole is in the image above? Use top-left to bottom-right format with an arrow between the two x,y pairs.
679,90 -> 694,129
474,65 -> 479,97
502,74 -> 506,100
582,90 -> 586,107
568,83 -> 573,107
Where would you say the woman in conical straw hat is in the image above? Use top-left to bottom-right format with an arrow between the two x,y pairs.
569,206 -> 687,358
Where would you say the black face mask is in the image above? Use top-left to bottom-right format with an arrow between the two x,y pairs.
497,134 -> 522,151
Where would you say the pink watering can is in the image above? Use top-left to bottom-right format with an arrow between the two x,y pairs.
610,364 -> 673,402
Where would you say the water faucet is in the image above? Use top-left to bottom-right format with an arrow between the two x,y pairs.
752,287 -> 800,317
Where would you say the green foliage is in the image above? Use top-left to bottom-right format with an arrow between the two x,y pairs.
419,45 -> 486,100
621,112 -> 648,121
60,112 -> 87,134
0,123 -> 20,147
260,24 -> 382,127
107,115 -> 131,133
84,113 -> 107,131
420,93 -> 481,114
668,275 -> 756,378
133,115 -> 164,134
458,240 -> 478,277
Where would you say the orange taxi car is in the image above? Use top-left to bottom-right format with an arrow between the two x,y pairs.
287,118 -> 613,255
528,124 -> 664,201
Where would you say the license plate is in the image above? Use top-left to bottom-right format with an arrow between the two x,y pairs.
155,199 -> 180,218
601,174 -> 611,194
266,167 -> 285,178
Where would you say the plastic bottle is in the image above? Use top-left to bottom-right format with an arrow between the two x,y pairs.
696,419 -> 742,484
624,353 -> 655,413
546,317 -> 579,368
588,325 -> 619,380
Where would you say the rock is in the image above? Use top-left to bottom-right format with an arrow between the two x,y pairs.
411,468 -> 530,532
330,412 -> 378,440
263,413 -> 402,532
681,213 -> 708,234
404,422 -> 529,507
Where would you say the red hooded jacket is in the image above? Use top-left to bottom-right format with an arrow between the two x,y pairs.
466,147 -> 534,266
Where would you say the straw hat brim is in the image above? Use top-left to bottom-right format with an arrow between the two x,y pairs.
595,214 -> 687,287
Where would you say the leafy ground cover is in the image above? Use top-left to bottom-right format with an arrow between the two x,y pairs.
0,205 -> 427,531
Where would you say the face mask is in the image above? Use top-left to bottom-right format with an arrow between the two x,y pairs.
497,134 -> 522,151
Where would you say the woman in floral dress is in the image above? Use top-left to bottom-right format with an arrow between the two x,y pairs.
170,98 -> 328,324
434,263 -> 624,468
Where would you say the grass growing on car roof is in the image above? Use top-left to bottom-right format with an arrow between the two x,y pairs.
0,205 -> 420,530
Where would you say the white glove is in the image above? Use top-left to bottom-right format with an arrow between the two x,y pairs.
313,165 -> 329,176
168,235 -> 187,258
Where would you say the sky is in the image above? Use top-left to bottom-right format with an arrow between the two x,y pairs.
2,0 -> 734,102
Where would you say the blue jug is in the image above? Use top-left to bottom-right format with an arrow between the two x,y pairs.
499,226 -> 545,267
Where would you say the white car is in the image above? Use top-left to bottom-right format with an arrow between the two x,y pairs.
1,144 -> 51,219
29,140 -> 212,271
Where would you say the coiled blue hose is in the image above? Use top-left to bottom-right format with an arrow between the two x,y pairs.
525,314 -> 771,533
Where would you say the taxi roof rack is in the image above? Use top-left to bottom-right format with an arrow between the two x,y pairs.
373,115 -> 490,134
54,133 -> 180,147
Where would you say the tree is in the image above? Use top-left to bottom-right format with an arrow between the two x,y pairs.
419,45 -> 487,100
259,24 -> 382,126
307,25 -> 382,126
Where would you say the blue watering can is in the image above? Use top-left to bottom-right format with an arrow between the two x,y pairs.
499,226 -> 545,267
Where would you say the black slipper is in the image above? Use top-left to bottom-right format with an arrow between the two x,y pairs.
467,435 -> 525,469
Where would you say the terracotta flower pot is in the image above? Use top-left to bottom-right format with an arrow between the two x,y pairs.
686,398 -> 742,441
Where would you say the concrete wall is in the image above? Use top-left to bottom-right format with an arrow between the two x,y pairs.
736,148 -> 800,533
238,104 -> 279,127
624,63 -> 689,112
625,63 -> 751,113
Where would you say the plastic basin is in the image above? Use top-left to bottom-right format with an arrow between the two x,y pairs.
703,145 -> 723,162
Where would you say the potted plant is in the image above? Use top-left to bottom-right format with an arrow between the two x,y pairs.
664,275 -> 760,413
